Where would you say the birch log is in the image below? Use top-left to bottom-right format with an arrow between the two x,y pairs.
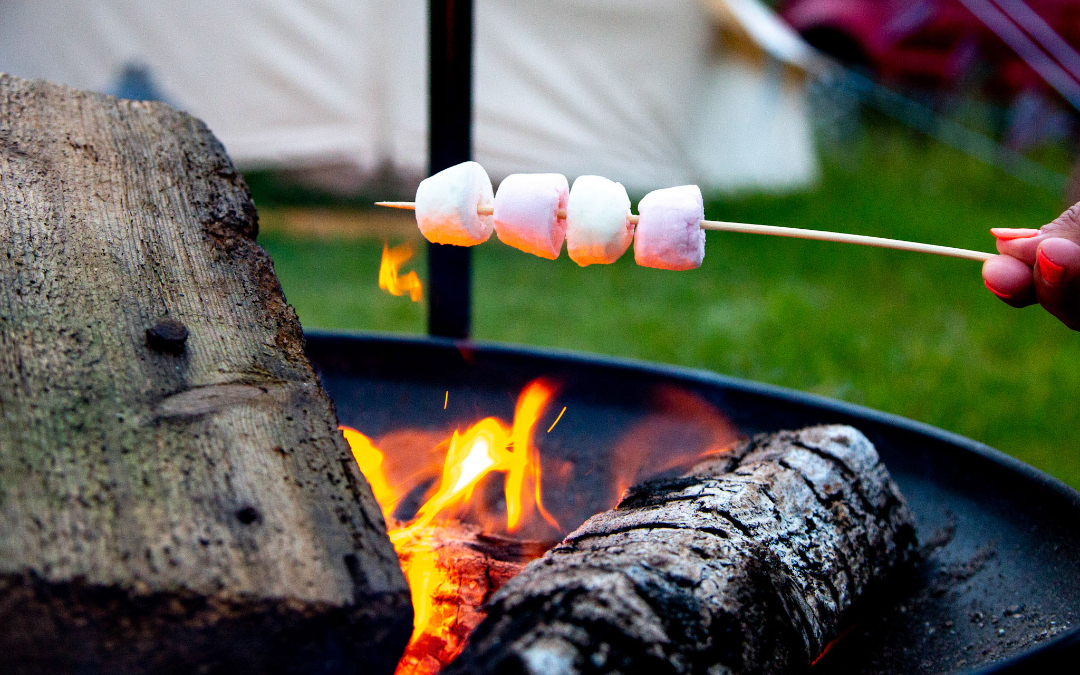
443,425 -> 917,675
0,74 -> 410,674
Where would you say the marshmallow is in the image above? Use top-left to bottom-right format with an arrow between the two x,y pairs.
493,173 -> 569,259
415,161 -> 494,246
565,176 -> 634,266
633,185 -> 706,271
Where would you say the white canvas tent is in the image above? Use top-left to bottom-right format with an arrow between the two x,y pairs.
0,0 -> 820,193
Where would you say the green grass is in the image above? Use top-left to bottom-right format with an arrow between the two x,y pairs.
257,129 -> 1080,489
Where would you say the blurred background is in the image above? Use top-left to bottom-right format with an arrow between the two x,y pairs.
2,0 -> 1078,487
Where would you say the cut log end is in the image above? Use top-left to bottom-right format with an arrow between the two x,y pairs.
443,424 -> 917,675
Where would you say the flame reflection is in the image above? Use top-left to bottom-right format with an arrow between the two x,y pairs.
608,386 -> 738,506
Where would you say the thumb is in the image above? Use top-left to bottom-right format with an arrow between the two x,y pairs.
1033,237 -> 1080,331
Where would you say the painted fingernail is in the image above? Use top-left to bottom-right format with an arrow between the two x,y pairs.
1037,249 -> 1066,285
991,228 -> 1041,240
984,279 -> 1013,300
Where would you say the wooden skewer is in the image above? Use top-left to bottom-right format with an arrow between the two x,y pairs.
375,201 -> 422,211
698,220 -> 994,262
374,202 -> 994,263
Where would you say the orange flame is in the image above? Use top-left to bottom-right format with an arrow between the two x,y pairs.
400,538 -> 440,651
379,242 -> 423,302
339,378 -> 562,657
341,426 -> 398,521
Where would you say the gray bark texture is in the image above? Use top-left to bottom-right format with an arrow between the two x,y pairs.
443,424 -> 917,675
0,73 -> 411,674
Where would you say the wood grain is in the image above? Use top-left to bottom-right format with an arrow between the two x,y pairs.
0,73 -> 410,674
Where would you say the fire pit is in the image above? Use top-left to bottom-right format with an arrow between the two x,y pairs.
306,330 -> 1080,675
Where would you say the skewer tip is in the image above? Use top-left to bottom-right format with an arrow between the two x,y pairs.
375,201 -> 417,211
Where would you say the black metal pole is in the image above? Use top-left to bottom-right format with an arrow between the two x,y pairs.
427,0 -> 473,339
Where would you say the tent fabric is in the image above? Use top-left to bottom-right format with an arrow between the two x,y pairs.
0,0 -> 818,194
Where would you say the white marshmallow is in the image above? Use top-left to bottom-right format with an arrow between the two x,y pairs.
565,176 -> 634,266
415,161 -> 494,246
493,173 -> 569,260
633,185 -> 705,271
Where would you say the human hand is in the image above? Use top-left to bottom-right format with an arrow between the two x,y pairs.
983,202 -> 1080,331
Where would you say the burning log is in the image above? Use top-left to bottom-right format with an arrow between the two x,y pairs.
0,74 -> 410,674
339,379 -> 566,674
391,522 -> 549,675
443,425 -> 918,675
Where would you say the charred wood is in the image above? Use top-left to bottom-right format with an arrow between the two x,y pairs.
392,522 -> 549,675
443,425 -> 917,675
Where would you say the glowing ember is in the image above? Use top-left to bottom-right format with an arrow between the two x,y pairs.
379,242 -> 423,302
339,378 -> 561,669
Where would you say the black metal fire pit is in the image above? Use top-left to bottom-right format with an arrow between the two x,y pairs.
304,330 -> 1080,675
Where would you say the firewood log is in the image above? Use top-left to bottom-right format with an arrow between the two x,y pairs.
0,74 -> 410,674
391,522 -> 549,675
443,425 -> 917,675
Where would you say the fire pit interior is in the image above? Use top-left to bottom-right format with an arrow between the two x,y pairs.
307,330 -> 1080,675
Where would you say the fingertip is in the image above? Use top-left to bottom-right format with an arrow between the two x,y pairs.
983,278 -> 1013,300
1037,236 -> 1080,274
995,234 -> 1044,264
991,228 -> 1040,240
1037,248 -> 1065,285
1036,237 -> 1080,288
982,254 -> 1036,307
1034,237 -> 1080,330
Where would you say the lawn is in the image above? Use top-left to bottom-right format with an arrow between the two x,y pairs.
255,129 -> 1080,489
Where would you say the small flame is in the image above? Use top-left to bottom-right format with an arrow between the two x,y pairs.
400,418 -> 508,537
339,378 -> 562,659
388,379 -> 561,543
401,539 -> 440,650
508,381 -> 561,531
379,242 -> 423,302
341,426 -> 398,521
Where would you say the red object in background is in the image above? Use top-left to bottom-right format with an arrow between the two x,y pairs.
780,0 -> 1080,100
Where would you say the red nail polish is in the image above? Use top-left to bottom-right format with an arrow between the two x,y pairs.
1037,249 -> 1066,285
991,228 -> 1040,240
984,279 -> 1013,300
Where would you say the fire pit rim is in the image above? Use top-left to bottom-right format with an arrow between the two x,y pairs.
304,328 -> 1080,674
306,328 -> 1080,509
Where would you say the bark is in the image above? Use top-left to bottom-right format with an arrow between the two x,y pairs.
443,425 -> 917,675
0,73 -> 410,674
392,522 -> 548,675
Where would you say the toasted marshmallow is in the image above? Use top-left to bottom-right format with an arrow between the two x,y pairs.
415,161 -> 494,246
565,176 -> 633,266
493,173 -> 569,259
633,185 -> 705,270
